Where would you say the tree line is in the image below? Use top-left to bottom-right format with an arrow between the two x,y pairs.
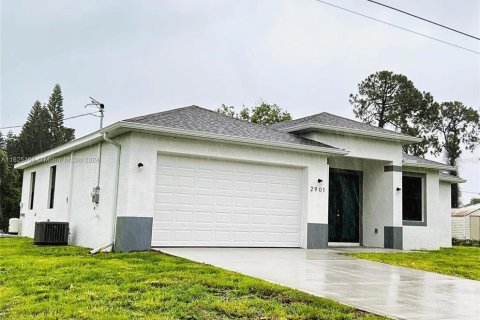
0,84 -> 75,232
218,71 -> 480,207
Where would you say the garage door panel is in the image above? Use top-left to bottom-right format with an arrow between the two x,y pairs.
152,154 -> 302,247
216,179 -> 233,190
177,176 -> 195,187
253,182 -> 268,192
196,195 -> 214,206
214,212 -> 232,223
195,213 -> 213,223
152,229 -> 171,241
195,230 -> 213,241
197,177 -> 214,188
252,199 -> 268,209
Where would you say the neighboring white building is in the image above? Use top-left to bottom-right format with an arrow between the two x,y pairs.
452,204 -> 480,240
14,106 -> 465,251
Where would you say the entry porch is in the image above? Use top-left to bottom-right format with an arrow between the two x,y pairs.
321,157 -> 403,249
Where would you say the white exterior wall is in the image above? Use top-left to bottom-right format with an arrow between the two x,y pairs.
304,132 -> 404,228
302,132 -> 403,163
67,143 -> 119,248
327,157 -> 401,248
18,128 -> 453,251
303,131 -> 452,250
20,154 -> 72,236
438,182 -> 452,247
363,161 -> 399,247
20,137 -> 127,249
304,132 -> 404,248
403,170 -> 445,250
19,132 -> 329,249
116,132 -> 330,248
452,216 -> 470,240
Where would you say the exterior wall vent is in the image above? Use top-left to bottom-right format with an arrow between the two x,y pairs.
34,222 -> 69,245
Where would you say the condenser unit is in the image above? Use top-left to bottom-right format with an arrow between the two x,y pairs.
34,222 -> 69,245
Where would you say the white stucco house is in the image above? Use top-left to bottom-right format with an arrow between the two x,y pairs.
14,106 -> 465,252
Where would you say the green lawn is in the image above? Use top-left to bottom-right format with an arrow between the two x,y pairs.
0,238 -> 384,320
349,246 -> 480,281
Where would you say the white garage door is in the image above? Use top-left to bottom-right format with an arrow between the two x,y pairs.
152,154 -> 303,247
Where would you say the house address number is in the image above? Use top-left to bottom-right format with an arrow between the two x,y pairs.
310,186 -> 326,192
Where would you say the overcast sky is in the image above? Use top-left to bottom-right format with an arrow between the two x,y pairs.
1,0 -> 479,203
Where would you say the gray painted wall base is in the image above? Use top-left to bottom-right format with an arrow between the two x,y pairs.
384,226 -> 403,250
307,223 -> 328,249
115,216 -> 153,253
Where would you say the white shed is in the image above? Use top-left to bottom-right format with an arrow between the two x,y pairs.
452,204 -> 480,240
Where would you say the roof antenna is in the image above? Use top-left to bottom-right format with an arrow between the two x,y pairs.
85,97 -> 105,129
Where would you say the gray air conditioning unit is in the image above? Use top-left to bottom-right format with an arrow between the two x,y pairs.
34,222 -> 69,245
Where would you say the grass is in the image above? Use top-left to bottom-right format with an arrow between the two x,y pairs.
0,238 -> 385,320
349,246 -> 480,281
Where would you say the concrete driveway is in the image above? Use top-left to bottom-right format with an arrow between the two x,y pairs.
159,247 -> 480,320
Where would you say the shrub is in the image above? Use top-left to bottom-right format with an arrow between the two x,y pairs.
452,238 -> 480,247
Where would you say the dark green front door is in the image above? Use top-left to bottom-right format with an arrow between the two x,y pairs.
328,170 -> 361,242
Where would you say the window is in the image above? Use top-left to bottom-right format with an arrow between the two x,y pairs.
402,173 -> 426,225
48,166 -> 57,209
29,172 -> 36,210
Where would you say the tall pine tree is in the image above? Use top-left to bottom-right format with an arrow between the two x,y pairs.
0,149 -> 20,232
0,84 -> 76,231
0,131 -> 5,150
16,101 -> 52,158
47,84 -> 74,148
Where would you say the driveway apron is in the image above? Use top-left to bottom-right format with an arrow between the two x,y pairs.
158,248 -> 480,320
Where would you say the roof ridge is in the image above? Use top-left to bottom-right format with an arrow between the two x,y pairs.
191,105 -> 258,126
268,112 -> 319,127
272,111 -> 412,137
308,112 -> 408,135
123,105 -> 341,151
124,104 -> 300,134
193,106 -> 335,146
124,105 -> 199,122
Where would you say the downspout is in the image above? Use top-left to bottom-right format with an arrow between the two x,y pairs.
102,132 -> 121,250
66,151 -> 75,224
96,142 -> 103,191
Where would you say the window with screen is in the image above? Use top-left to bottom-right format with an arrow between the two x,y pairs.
29,172 -> 36,210
48,166 -> 56,209
402,173 -> 425,224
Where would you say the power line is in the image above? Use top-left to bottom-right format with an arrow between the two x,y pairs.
0,124 -> 22,130
366,0 -> 480,41
0,111 -> 100,131
314,0 -> 480,55
463,190 -> 480,195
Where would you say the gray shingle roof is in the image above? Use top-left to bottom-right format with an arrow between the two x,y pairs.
123,106 -> 339,150
403,154 -> 464,181
440,172 -> 466,183
402,153 -> 451,168
270,112 -> 412,139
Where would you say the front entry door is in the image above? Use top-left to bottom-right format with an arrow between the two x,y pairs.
328,170 -> 361,242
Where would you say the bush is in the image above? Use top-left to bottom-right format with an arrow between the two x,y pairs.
452,238 -> 480,247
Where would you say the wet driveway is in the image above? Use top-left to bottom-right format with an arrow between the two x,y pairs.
158,247 -> 480,320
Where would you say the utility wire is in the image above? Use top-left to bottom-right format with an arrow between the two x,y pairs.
463,190 -> 480,195
0,124 -> 22,130
366,0 -> 480,41
0,111 -> 100,131
314,0 -> 480,55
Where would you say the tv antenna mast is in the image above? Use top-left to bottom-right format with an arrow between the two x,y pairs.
85,97 -> 105,129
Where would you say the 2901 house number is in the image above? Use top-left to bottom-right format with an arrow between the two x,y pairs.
310,186 -> 326,192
